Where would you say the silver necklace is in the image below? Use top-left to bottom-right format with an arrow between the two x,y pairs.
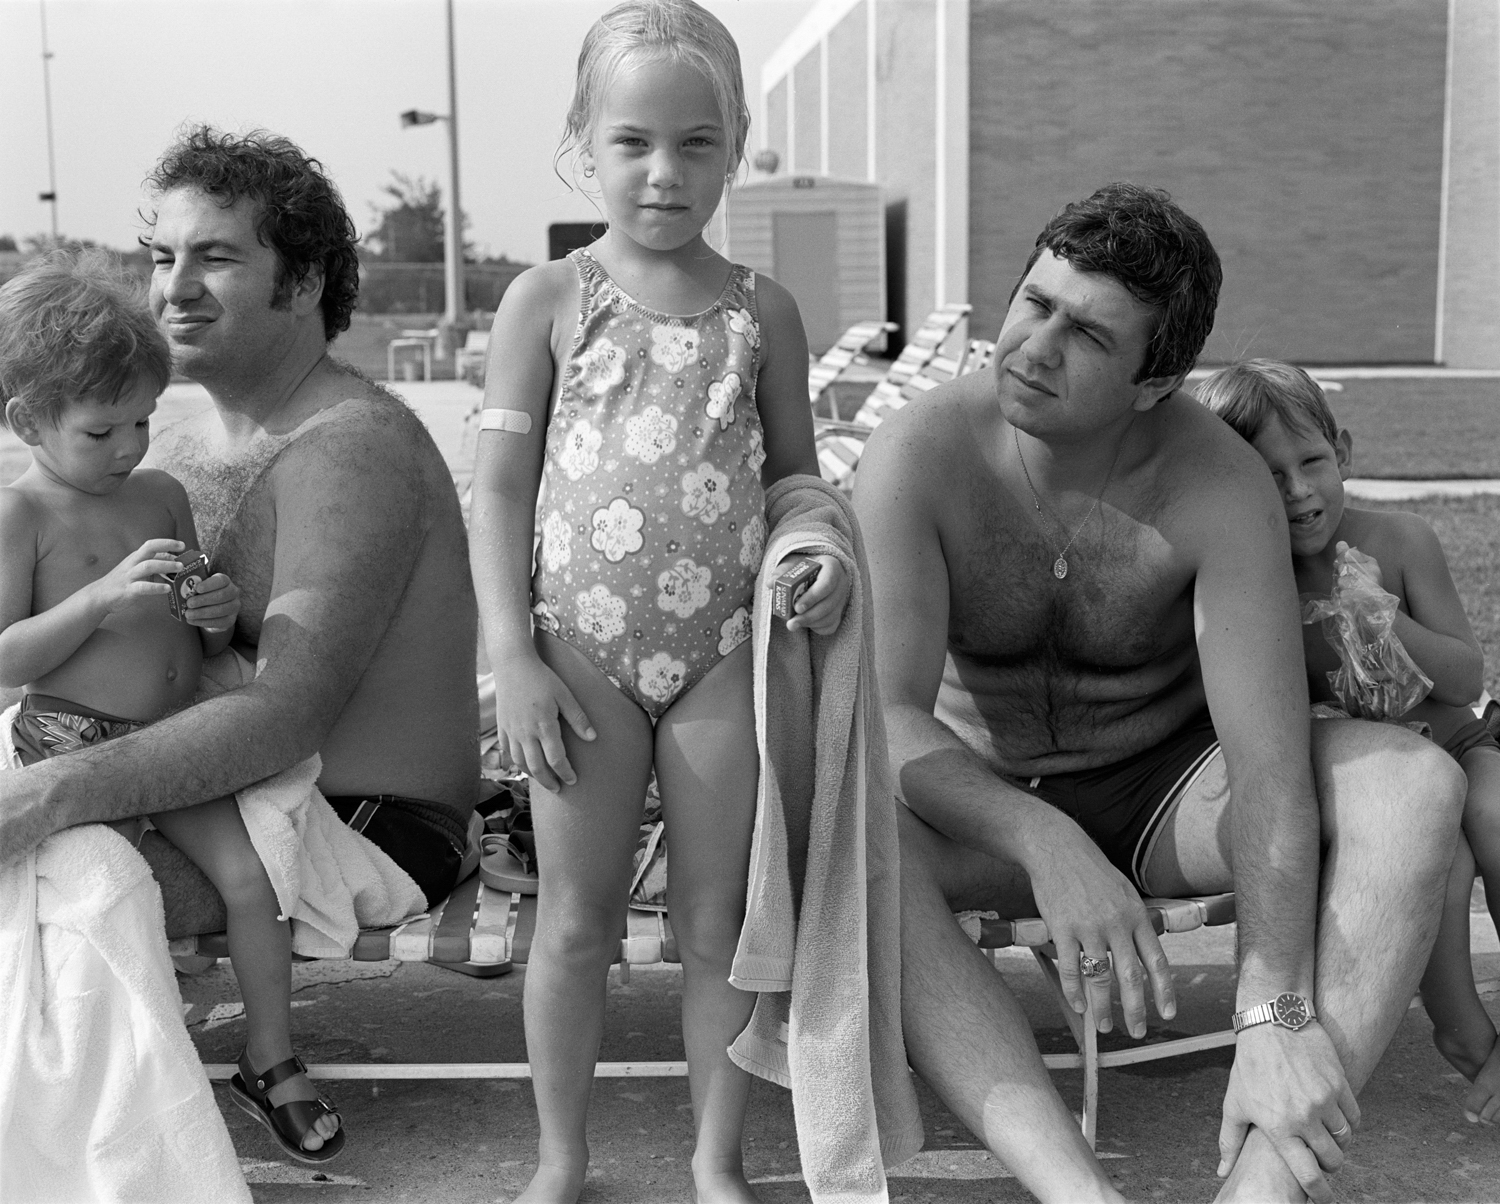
1013,426 -> 1122,580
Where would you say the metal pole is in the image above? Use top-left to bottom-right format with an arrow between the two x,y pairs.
38,0 -> 59,241
442,0 -> 464,336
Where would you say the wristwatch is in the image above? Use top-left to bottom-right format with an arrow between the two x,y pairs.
1232,992 -> 1316,1034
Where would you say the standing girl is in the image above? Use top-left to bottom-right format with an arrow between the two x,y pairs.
468,3 -> 849,1202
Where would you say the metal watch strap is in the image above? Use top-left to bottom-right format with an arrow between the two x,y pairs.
1232,1002 -> 1276,1033
1233,993 -> 1316,1034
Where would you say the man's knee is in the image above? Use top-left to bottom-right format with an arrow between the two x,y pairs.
1315,720 -> 1465,848
1414,734 -> 1468,815
1369,726 -> 1464,827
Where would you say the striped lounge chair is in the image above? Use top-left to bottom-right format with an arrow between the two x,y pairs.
177,878 -> 1238,1145
815,303 -> 974,491
806,319 -> 897,407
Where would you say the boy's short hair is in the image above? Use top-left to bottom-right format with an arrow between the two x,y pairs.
1195,358 -> 1340,448
0,247 -> 171,430
1015,182 -> 1222,383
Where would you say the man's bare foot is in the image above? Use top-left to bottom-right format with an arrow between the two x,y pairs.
691,1164 -> 761,1204
1459,1037 -> 1500,1124
1214,1127 -> 1307,1204
513,1160 -> 587,1204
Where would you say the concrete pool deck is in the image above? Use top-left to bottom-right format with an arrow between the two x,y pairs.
182,901 -> 1500,1203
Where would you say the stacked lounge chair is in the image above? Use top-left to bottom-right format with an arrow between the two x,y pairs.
806,319 -> 896,407
814,303 -> 974,491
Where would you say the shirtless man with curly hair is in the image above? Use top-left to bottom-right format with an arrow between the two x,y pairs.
2,127 -> 479,931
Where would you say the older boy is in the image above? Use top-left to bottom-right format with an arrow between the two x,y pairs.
1200,358 -> 1500,1126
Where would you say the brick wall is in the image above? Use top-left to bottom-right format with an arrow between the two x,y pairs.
967,0 -> 1448,364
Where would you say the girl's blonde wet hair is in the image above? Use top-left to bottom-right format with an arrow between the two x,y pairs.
562,0 -> 750,173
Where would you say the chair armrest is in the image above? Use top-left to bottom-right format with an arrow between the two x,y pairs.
968,893 -> 1237,950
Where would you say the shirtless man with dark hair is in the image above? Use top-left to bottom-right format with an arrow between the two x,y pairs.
855,183 -> 1466,1204
0,128 -> 479,932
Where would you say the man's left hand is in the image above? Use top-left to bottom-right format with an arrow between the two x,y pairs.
1217,1021 -> 1358,1204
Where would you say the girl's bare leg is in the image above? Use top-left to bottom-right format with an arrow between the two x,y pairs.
518,631 -> 655,1204
655,641 -> 761,1204
150,799 -> 338,1149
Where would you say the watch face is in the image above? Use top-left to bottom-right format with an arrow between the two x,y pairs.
1273,993 -> 1310,1029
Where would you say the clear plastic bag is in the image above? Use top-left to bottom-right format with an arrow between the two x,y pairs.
1301,544 -> 1432,720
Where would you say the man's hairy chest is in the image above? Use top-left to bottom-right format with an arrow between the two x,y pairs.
158,431 -> 285,645
945,495 -> 1195,673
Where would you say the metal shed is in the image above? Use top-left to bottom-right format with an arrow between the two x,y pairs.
725,175 -> 886,355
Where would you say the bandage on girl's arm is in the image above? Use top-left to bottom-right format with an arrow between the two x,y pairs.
479,408 -> 533,435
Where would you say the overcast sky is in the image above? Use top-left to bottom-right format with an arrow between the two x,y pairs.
0,0 -> 814,262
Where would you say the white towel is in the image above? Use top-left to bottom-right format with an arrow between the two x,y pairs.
199,650 -> 429,956
236,756 -> 428,958
1,714 -> 250,1203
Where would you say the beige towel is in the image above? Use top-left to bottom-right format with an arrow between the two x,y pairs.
729,475 -> 922,1203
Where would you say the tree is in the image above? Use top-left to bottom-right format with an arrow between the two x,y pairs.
364,171 -> 471,263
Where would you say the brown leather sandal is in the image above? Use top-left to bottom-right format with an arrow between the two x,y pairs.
229,1050 -> 346,1164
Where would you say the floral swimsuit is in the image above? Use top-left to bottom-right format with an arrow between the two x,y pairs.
531,249 -> 768,720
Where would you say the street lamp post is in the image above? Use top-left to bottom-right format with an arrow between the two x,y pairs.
400,0 -> 465,357
38,0 -> 59,241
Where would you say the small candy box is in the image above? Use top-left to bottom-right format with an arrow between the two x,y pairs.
160,551 -> 211,622
770,556 -> 821,621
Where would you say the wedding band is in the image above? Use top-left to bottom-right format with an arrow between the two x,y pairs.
1079,954 -> 1111,979
1330,1122 -> 1351,1140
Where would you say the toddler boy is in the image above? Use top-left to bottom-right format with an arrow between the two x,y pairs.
0,249 -> 343,1161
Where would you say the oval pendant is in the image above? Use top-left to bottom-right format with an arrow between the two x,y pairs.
1053,556 -> 1069,579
